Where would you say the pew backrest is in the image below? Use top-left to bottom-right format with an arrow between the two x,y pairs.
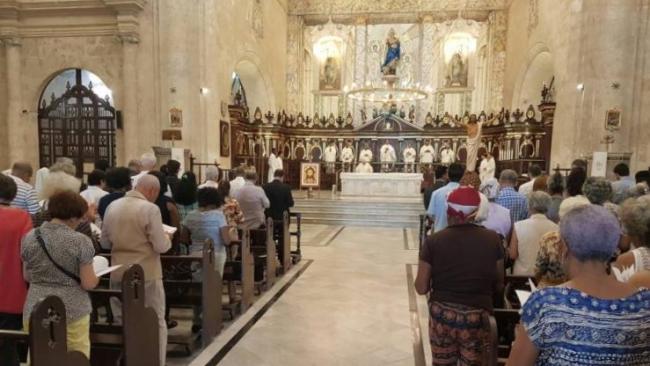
200,239 -> 223,344
266,218 -> 277,288
282,211 -> 292,273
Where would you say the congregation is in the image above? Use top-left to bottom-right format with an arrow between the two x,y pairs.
416,160 -> 650,365
0,153 -> 294,365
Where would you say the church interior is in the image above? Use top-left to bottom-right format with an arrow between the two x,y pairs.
1,0 -> 650,365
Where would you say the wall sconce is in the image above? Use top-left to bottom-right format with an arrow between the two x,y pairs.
576,83 -> 584,91
200,87 -> 209,95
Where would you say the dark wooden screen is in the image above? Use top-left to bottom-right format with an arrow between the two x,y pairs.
37,69 -> 116,177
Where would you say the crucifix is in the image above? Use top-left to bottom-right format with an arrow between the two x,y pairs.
600,134 -> 615,153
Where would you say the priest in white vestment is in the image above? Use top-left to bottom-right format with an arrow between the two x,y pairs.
380,141 -> 396,172
479,152 -> 496,183
355,162 -> 373,173
323,142 -> 338,174
341,144 -> 354,172
358,145 -> 373,164
403,143 -> 416,173
463,117 -> 483,172
267,149 -> 283,183
440,144 -> 455,165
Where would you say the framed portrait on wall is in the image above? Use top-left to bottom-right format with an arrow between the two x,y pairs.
605,109 -> 621,130
300,162 -> 320,188
220,120 -> 230,157
169,107 -> 183,128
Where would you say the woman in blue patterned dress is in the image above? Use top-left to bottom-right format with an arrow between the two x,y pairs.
507,204 -> 650,365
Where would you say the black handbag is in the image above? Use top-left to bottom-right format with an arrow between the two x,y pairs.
35,228 -> 81,284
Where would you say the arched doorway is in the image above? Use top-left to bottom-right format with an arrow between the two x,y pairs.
37,69 -> 116,177
515,49 -> 554,110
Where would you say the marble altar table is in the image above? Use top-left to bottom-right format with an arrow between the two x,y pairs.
340,173 -> 423,198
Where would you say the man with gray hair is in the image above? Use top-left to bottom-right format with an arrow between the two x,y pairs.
9,162 -> 40,214
233,169 -> 270,230
199,165 -> 219,189
478,178 -> 512,239
229,166 -> 246,196
131,152 -> 157,187
496,169 -> 528,224
101,174 -> 171,365
509,191 -> 558,276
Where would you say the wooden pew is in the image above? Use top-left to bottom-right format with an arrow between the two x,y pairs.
162,239 -> 223,349
289,212 -> 302,261
0,296 -> 90,366
503,275 -> 536,309
281,211 -> 292,273
265,218 -> 277,289
89,264 -> 160,366
487,315 -> 499,366
249,227 -> 273,292
493,308 -> 521,362
239,230 -> 255,312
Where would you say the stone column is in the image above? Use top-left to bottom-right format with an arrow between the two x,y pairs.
487,10 -> 507,112
418,15 -> 435,124
3,37 -> 22,164
352,16 -> 368,126
286,15 -> 304,114
119,35 -> 139,161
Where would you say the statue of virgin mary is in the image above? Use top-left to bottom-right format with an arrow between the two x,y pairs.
381,29 -> 400,76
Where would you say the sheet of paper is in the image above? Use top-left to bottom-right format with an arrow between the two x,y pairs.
591,151 -> 608,177
96,264 -> 123,277
93,256 -> 109,274
612,265 -> 636,282
163,224 -> 177,235
515,290 -> 532,307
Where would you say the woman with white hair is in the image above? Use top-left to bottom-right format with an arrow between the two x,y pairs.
507,205 -> 650,365
614,195 -> 650,271
198,165 -> 219,189
509,191 -> 558,276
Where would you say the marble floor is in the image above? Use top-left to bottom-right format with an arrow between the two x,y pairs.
190,224 -> 430,366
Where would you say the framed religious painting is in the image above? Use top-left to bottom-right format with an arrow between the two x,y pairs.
605,109 -> 621,130
169,107 -> 183,128
220,120 -> 230,157
300,162 -> 320,188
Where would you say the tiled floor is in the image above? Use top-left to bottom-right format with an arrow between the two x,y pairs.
215,225 -> 422,366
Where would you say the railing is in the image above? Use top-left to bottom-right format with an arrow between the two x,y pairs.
189,155 -> 231,183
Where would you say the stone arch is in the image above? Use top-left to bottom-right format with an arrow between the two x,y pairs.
512,43 -> 554,111
231,52 -> 275,113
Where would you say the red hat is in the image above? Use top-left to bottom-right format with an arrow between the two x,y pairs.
447,186 -> 480,221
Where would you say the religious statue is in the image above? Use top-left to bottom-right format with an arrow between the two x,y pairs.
267,148 -> 283,183
358,143 -> 373,164
380,140 -> 396,172
323,141 -> 338,174
446,51 -> 468,87
341,142 -> 355,172
479,151 -> 496,183
462,115 -> 482,172
440,142 -> 455,165
381,29 -> 401,76
320,56 -> 340,90
403,142 -> 416,173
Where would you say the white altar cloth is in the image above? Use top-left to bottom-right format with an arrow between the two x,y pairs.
340,173 -> 423,198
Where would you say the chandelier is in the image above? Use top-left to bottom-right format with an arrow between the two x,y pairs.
344,76 -> 431,104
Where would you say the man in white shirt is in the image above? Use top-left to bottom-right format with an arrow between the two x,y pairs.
229,166 -> 246,196
233,170 -> 270,230
131,152 -> 157,187
358,143 -> 373,164
440,143 -> 455,165
323,142 -> 337,174
9,162 -> 40,214
518,164 -> 542,197
611,163 -> 636,204
198,165 -> 219,189
80,169 -> 108,205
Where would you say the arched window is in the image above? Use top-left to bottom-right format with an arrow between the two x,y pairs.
37,69 -> 116,176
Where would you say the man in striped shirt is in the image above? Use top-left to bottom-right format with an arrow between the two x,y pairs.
9,162 -> 40,214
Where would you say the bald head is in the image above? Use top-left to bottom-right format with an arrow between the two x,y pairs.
135,174 -> 160,202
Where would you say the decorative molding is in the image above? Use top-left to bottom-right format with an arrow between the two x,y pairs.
288,0 -> 508,16
0,36 -> 21,46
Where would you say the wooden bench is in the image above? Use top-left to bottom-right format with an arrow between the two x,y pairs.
503,275 -> 536,309
493,308 -> 521,362
88,264 -> 160,366
0,296 -> 90,366
223,230 -> 255,313
289,212 -> 302,262
161,239 -> 223,351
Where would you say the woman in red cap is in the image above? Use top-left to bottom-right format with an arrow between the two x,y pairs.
414,186 -> 505,365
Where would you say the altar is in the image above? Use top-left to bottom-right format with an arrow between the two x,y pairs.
340,173 -> 423,198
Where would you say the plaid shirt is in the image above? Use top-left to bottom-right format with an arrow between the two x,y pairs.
495,187 -> 528,224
